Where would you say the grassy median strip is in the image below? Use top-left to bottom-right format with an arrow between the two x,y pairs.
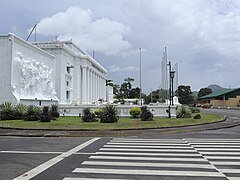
0,113 -> 223,130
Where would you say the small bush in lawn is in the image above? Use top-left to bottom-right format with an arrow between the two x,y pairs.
14,103 -> 27,119
129,107 -> 141,118
0,102 -> 15,120
100,105 -> 119,123
50,104 -> 60,118
194,114 -> 201,119
82,108 -> 97,122
140,106 -> 153,121
176,106 -> 192,118
94,109 -> 102,118
40,106 -> 52,122
189,107 -> 200,113
24,105 -> 41,121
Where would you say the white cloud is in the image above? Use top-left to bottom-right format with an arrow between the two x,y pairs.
35,7 -> 131,55
108,65 -> 138,73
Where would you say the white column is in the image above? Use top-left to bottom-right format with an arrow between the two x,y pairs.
86,67 -> 90,104
82,66 -> 87,104
79,66 -> 82,104
89,69 -> 92,103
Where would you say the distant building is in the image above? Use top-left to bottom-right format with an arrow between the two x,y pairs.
200,88 -> 240,107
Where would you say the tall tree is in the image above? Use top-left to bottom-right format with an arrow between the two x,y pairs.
120,77 -> 134,98
176,85 -> 194,104
198,88 -> 212,99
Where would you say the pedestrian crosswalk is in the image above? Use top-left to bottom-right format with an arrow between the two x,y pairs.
64,138 -> 240,180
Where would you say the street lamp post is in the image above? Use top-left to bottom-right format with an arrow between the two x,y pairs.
170,71 -> 175,106
139,48 -> 142,105
167,61 -> 171,118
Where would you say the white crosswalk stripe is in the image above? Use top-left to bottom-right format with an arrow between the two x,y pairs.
64,138 -> 240,179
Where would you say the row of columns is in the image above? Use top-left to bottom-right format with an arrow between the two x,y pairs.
81,65 -> 106,104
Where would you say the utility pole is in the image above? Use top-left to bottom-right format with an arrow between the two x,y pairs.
139,48 -> 142,105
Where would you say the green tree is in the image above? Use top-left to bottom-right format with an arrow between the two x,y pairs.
176,85 -> 194,104
197,88 -> 212,99
120,77 -> 134,98
129,87 -> 140,99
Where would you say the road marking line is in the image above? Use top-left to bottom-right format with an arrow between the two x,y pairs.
218,169 -> 240,173
108,142 -> 190,146
112,138 -> 183,141
104,145 -> 193,149
89,155 -> 207,162
193,145 -> 240,148
190,142 -> 240,145
13,138 -> 100,180
73,168 -> 224,177
100,148 -> 196,152
228,177 -> 240,180
195,148 -> 240,151
96,151 -> 202,157
82,161 -> 215,169
64,178 -> 128,180
0,151 -> 62,154
204,156 -> 240,160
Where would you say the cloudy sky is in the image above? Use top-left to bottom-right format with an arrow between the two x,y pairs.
1,0 -> 240,93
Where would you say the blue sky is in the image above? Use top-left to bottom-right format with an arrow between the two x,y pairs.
1,0 -> 240,93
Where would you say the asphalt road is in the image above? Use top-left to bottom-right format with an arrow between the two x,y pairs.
0,108 -> 239,180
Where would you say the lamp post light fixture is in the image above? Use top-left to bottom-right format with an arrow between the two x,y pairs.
170,70 -> 175,106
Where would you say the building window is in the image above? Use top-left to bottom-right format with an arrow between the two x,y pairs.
66,91 -> 70,99
67,66 -> 70,74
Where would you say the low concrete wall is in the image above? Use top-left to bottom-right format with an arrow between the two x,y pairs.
58,105 -> 177,118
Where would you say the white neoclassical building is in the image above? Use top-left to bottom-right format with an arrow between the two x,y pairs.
34,41 -> 108,105
0,33 -> 108,106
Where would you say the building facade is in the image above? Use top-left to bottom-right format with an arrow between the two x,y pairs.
0,34 -> 108,106
34,41 -> 107,105
0,34 -> 57,106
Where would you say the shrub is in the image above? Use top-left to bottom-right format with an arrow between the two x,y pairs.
189,107 -> 200,113
176,106 -> 192,118
194,114 -> 201,119
140,106 -> 153,121
24,105 -> 41,121
94,109 -> 102,118
82,108 -> 97,122
100,105 -> 119,123
50,104 -> 60,118
14,103 -> 27,119
0,102 -> 15,120
40,106 -> 52,122
129,107 -> 141,118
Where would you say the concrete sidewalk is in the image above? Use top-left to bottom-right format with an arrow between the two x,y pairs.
0,116 -> 239,137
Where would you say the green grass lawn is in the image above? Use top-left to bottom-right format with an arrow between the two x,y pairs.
0,112 -> 224,130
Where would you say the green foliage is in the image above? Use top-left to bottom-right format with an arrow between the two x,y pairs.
14,103 -> 27,119
50,104 -> 60,118
189,107 -> 200,113
176,85 -> 194,105
140,106 -> 153,121
24,105 -> 41,121
94,109 -> 102,118
129,107 -> 141,118
144,89 -> 168,104
100,105 -> 119,123
176,106 -> 192,118
82,108 -> 97,122
40,106 -> 51,122
194,114 -> 201,119
0,102 -> 15,120
198,88 -> 212,99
